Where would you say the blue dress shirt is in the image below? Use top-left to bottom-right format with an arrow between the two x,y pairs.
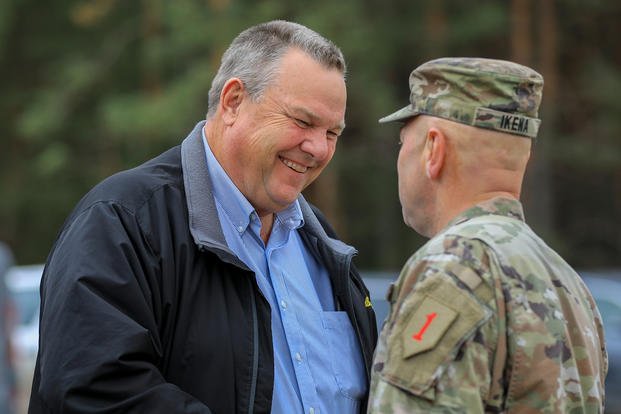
202,131 -> 366,414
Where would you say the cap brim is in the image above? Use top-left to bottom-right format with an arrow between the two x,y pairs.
378,105 -> 418,124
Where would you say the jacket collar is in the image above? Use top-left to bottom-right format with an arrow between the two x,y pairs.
180,121 -> 355,264
298,200 -> 356,259
181,121 -> 243,267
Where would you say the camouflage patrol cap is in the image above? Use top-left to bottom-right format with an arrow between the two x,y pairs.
379,57 -> 544,138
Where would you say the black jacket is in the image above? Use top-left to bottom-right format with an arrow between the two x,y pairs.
29,122 -> 377,414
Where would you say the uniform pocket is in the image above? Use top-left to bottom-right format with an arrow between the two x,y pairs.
380,273 -> 491,399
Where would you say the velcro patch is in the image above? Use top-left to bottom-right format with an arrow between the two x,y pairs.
402,295 -> 458,358
380,273 -> 492,396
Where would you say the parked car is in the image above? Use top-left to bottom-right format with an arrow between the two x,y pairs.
4,263 -> 43,414
6,267 -> 619,412
4,264 -> 43,365
361,270 -> 621,414
581,272 -> 621,414
0,242 -> 17,414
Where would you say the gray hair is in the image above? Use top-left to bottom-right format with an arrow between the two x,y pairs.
206,20 -> 346,119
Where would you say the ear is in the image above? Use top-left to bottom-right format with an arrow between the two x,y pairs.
424,127 -> 446,179
220,78 -> 245,125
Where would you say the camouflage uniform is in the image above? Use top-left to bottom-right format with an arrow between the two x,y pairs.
370,58 -> 608,412
368,197 -> 608,413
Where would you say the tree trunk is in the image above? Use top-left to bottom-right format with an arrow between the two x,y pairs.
510,0 -> 532,65
425,0 -> 448,54
512,0 -> 554,238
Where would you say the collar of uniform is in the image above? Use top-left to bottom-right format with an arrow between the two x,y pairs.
446,196 -> 525,228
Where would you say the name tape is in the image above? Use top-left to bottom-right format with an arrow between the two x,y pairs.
473,107 -> 540,138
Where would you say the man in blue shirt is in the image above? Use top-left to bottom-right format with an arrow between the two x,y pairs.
30,20 -> 377,413
203,21 -> 370,414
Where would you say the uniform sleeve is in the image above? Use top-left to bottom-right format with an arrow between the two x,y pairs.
368,246 -> 499,413
32,202 -> 211,413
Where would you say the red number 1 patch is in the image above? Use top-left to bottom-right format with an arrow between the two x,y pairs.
412,312 -> 437,341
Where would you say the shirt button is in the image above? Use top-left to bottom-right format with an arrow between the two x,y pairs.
309,408 -> 315,414
237,225 -> 244,233
295,352 -> 302,362
280,300 -> 287,309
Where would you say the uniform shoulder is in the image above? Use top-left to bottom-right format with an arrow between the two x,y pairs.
393,234 -> 495,310
417,231 -> 493,272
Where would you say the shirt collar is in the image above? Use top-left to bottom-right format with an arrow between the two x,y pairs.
446,196 -> 525,229
202,128 -> 304,234
275,199 -> 304,231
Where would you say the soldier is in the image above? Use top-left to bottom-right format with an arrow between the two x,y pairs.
368,58 -> 608,413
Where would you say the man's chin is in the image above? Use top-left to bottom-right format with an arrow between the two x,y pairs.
403,217 -> 416,231
402,208 -> 413,227
403,211 -> 430,237
269,193 -> 301,213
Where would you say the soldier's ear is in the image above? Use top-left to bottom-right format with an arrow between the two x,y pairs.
425,127 -> 445,180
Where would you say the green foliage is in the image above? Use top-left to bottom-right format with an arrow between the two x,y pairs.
1,0 -> 620,269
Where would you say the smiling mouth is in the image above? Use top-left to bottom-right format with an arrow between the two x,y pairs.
280,156 -> 309,173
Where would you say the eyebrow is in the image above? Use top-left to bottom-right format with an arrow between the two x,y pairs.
292,107 -> 346,132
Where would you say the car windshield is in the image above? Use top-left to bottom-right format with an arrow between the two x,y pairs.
4,264 -> 43,326
595,299 -> 621,338
13,289 -> 39,325
581,274 -> 621,340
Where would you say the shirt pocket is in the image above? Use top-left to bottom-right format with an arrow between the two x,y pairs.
379,273 -> 491,400
321,311 -> 368,401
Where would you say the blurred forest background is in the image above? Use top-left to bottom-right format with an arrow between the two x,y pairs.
1,0 -> 620,272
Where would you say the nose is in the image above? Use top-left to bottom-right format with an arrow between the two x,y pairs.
299,130 -> 332,161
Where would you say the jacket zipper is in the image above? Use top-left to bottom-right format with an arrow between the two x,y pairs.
342,256 -> 371,376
